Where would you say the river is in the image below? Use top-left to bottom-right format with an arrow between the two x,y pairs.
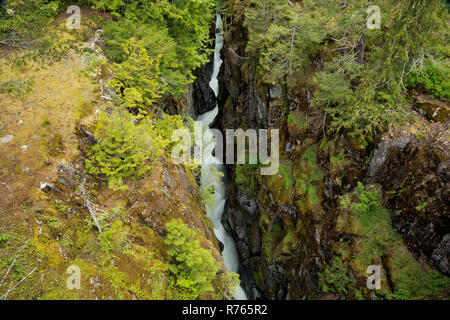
197,13 -> 248,300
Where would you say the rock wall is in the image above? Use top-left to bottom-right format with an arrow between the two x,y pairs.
219,1 -> 449,300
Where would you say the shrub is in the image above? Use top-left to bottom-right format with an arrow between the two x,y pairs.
406,59 -> 450,100
319,257 -> 352,296
164,219 -> 222,299
85,109 -> 167,190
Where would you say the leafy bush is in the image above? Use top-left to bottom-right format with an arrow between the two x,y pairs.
103,19 -> 184,95
108,39 -> 165,115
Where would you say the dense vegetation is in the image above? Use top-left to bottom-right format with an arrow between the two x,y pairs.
1,0 -> 241,300
1,0 -> 448,301
243,0 -> 448,143
333,183 -> 450,299
165,219 -> 239,299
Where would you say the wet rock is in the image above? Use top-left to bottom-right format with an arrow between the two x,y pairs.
264,264 -> 288,300
223,190 -> 261,261
218,239 -> 224,252
369,137 -> 410,182
431,234 -> 450,275
192,53 -> 217,116
414,94 -> 449,122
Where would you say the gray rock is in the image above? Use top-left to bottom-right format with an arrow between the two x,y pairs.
431,234 -> 450,275
369,137 -> 410,181
80,126 -> 97,145
57,163 -> 82,189
269,83 -> 283,99
224,190 -> 261,261
40,182 -> 55,192
264,264 -> 288,300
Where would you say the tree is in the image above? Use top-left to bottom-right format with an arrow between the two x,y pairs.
243,0 -> 448,142
85,109 -> 167,190
165,219 -> 233,299
94,0 -> 216,97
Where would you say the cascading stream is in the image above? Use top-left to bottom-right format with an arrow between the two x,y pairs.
197,13 -> 248,300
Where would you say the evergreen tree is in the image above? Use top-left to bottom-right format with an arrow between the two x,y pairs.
85,109 -> 167,191
164,219 -> 223,299
109,39 -> 165,116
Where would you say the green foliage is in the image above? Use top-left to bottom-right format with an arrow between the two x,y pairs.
278,164 -> 294,190
85,109 -> 167,190
287,112 -> 308,130
108,39 -> 165,115
0,234 -> 10,246
200,165 -> 224,211
245,0 -> 339,84
164,219 -> 225,299
406,59 -> 450,100
96,0 -> 216,97
319,257 -> 352,296
242,0 -> 448,141
154,114 -> 187,153
0,0 -> 68,61
234,161 -> 260,196
97,220 -> 124,257
340,182 -> 401,262
103,19 -> 184,96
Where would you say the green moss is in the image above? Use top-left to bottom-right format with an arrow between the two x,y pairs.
234,162 -> 260,195
287,112 -> 308,133
330,153 -> 349,167
406,59 -> 450,100
319,257 -> 353,296
0,234 -> 11,246
294,144 -> 324,213
262,222 -> 282,263
264,160 -> 295,206
280,228 -> 297,255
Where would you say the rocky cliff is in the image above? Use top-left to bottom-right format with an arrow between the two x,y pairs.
219,1 -> 449,300
0,10 -> 226,300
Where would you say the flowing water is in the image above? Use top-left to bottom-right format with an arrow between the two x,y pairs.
197,14 -> 248,300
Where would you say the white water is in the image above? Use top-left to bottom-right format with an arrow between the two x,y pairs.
197,14 -> 248,300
